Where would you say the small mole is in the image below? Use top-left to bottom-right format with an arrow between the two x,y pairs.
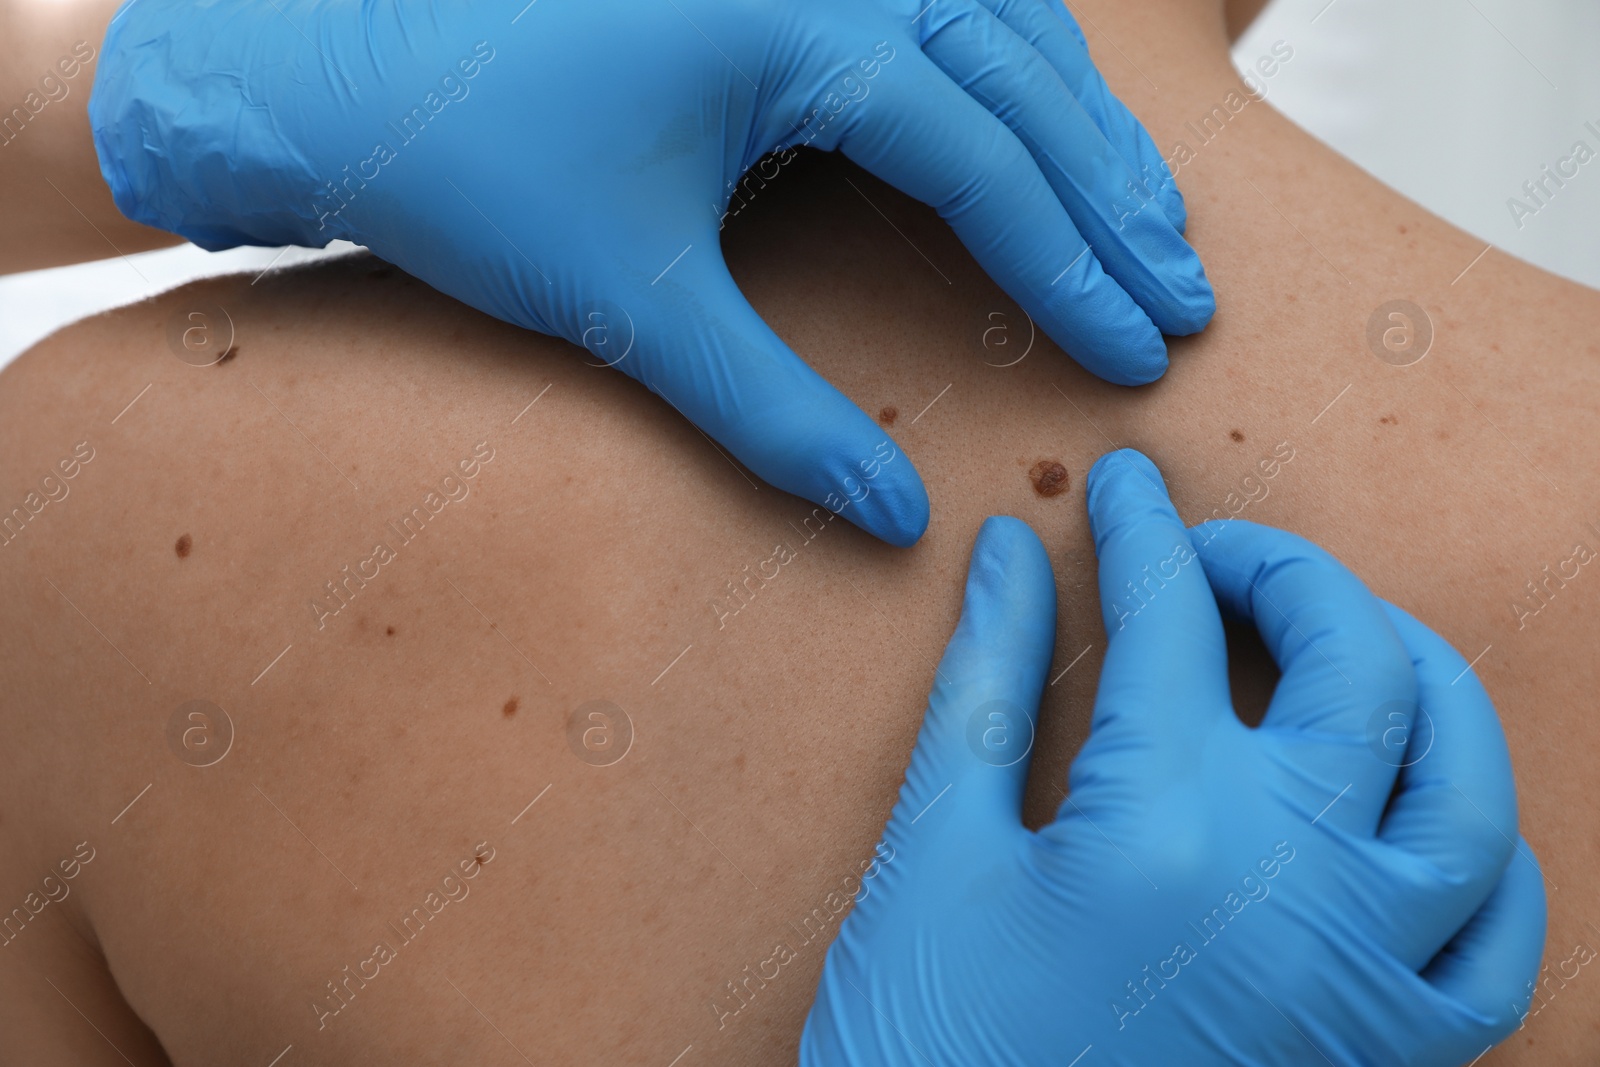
502,697 -> 519,718
1379,414 -> 1398,426
1229,429 -> 1245,443
879,405 -> 898,426
1398,224 -> 1408,234
1285,293 -> 1297,303
175,533 -> 192,558
1028,459 -> 1070,497
473,854 -> 486,868
386,626 -> 396,636
216,345 -> 238,365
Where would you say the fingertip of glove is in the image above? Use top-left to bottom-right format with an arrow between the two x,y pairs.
966,515 -> 1054,617
855,469 -> 931,548
1089,341 -> 1168,387
1085,449 -> 1175,541
1176,277 -> 1217,336
1087,447 -> 1166,495
1150,251 -> 1216,338
1165,193 -> 1189,235
974,514 -> 1046,562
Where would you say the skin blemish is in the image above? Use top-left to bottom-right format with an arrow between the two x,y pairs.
175,533 -> 193,558
473,854 -> 486,868
503,698 -> 519,718
1028,459 -> 1070,498
216,345 -> 238,365
386,626 -> 396,636
879,405 -> 898,426
1380,414 -> 1399,426
1229,429 -> 1245,443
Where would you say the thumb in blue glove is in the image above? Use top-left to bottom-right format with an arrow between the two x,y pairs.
90,0 -> 1214,548
802,449 -> 1543,1065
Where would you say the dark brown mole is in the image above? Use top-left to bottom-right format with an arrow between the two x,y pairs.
175,533 -> 193,558
473,853 -> 486,867
1229,429 -> 1245,443
216,345 -> 238,365
386,625 -> 396,636
878,405 -> 898,426
502,697 -> 519,718
1028,459 -> 1070,498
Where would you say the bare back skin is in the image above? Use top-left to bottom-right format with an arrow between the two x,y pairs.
0,0 -> 1596,1063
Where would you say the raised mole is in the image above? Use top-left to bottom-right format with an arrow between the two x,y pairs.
1029,459 -> 1069,498
175,533 -> 193,558
879,405 -> 898,426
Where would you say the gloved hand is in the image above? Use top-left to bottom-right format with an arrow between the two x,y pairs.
89,0 -> 1213,547
803,449 -> 1544,1065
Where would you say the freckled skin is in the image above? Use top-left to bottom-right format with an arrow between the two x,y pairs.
1028,460 -> 1070,498
174,534 -> 192,558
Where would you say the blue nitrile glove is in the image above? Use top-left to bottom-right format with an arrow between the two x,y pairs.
803,449 -> 1544,1066
89,0 -> 1213,548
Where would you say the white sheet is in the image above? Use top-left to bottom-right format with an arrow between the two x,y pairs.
0,242 -> 357,371
1235,0 -> 1600,289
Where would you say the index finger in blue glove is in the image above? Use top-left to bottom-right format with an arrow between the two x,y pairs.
1084,449 -> 1231,749
1192,519 -> 1417,834
1025,0 -> 1189,231
919,2 -> 1213,336
887,516 -> 1057,836
593,241 -> 931,547
1378,602 -> 1521,926
837,50 -> 1170,385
